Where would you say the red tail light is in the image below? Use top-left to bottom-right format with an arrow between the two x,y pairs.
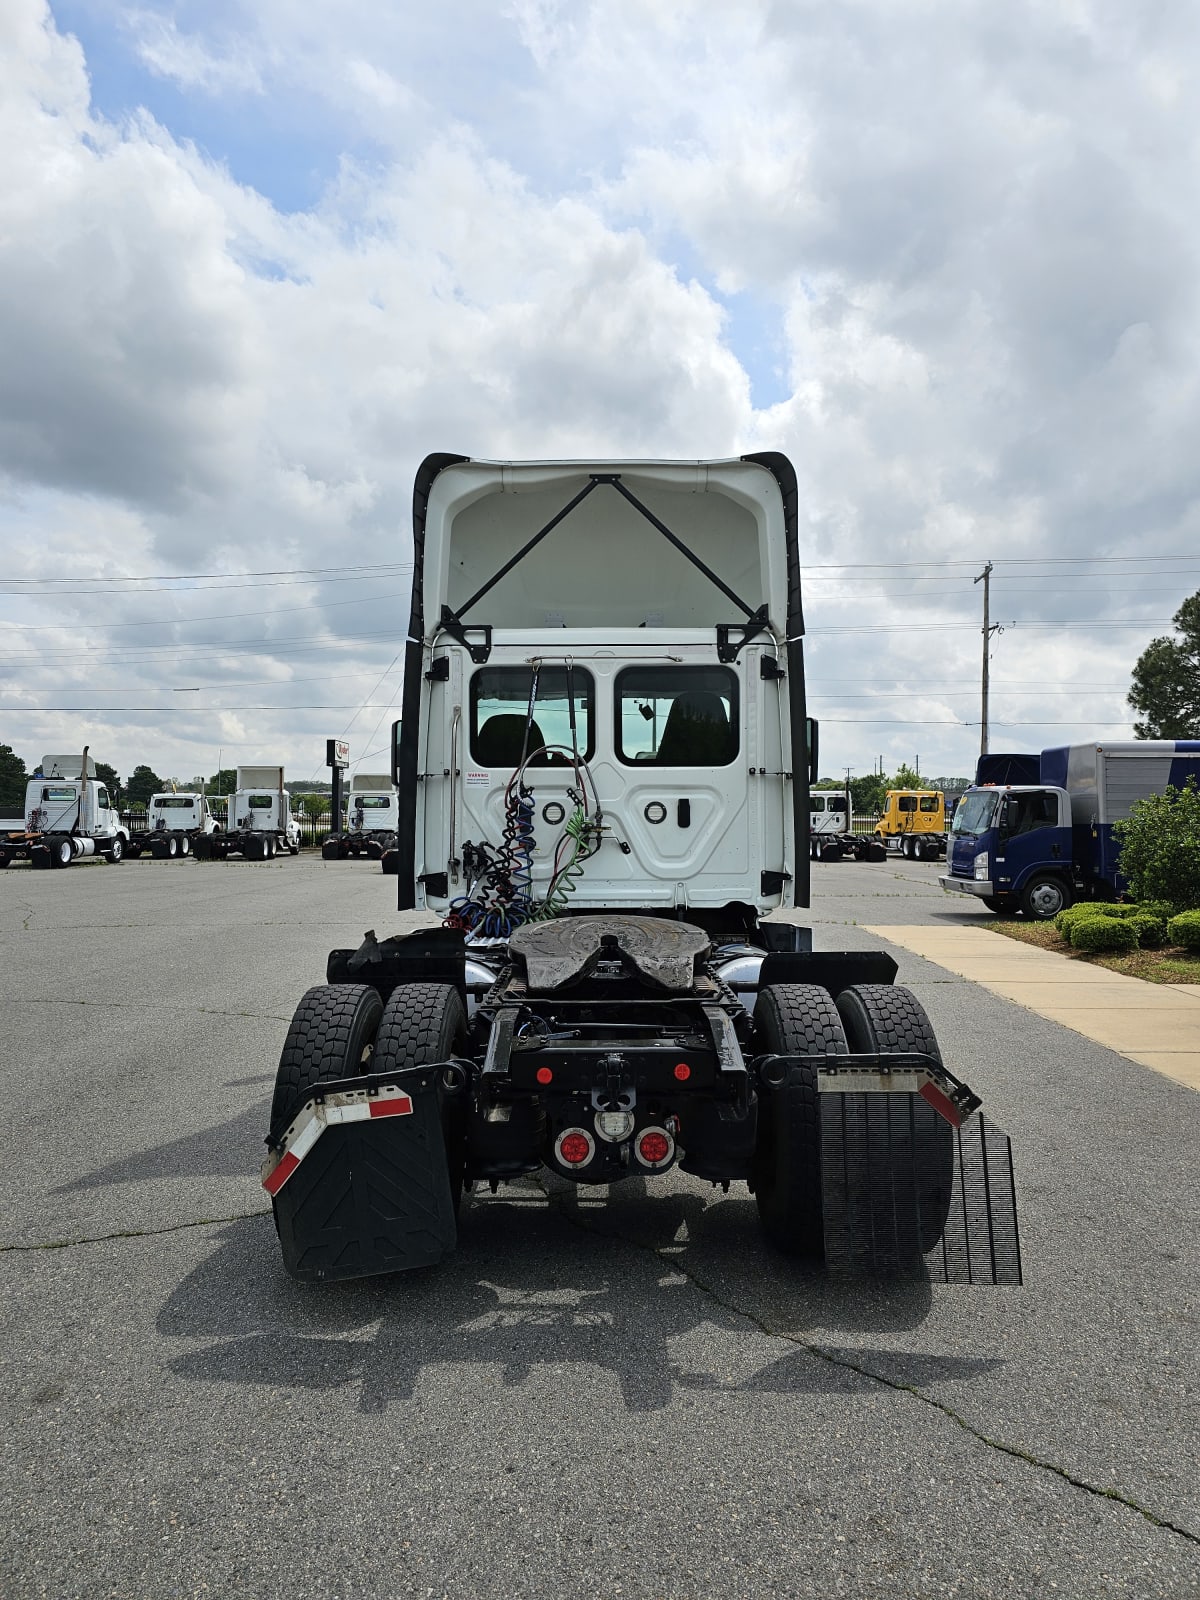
673,1062 -> 691,1081
555,1128 -> 595,1167
635,1127 -> 675,1170
535,1067 -> 553,1085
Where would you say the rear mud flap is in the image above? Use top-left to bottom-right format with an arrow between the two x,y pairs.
820,1097 -> 1021,1285
270,1067 -> 458,1283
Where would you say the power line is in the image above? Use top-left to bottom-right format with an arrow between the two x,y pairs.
0,590 -> 410,631
0,562 -> 413,585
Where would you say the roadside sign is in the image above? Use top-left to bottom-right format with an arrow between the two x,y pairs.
326,739 -> 350,770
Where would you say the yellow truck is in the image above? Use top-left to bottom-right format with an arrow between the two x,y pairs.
874,789 -> 947,860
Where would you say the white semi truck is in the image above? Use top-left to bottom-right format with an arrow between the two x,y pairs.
809,785 -> 886,862
195,766 -> 300,860
130,791 -> 221,860
321,773 -> 400,860
260,453 -> 1021,1288
0,750 -> 130,869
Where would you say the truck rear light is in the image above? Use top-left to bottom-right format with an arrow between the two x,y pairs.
595,1110 -> 635,1143
555,1128 -> 595,1167
635,1127 -> 675,1170
535,1067 -> 553,1085
673,1062 -> 691,1081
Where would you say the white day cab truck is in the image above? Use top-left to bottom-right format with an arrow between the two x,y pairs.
194,767 -> 301,860
128,791 -> 221,860
322,774 -> 400,861
259,454 -> 1021,1289
941,740 -> 1200,918
0,750 -> 130,869
809,785 -> 886,862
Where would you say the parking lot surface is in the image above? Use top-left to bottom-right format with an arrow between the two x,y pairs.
2,853 -> 1198,1598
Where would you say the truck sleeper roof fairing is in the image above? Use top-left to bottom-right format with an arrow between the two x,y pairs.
395,453 -> 809,915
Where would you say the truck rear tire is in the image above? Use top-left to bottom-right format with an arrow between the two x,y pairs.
372,984 -> 469,1207
833,984 -> 954,1263
50,836 -> 73,868
269,984 -> 385,1140
322,838 -> 340,861
381,850 -> 399,875
753,983 -> 847,1258
1020,874 -> 1071,920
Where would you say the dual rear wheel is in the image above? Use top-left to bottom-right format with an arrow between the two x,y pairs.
753,981 -> 954,1270
270,981 -> 468,1204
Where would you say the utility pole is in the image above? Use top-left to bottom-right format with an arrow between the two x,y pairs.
974,562 -> 994,758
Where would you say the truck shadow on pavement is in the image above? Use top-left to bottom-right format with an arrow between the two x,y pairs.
157,1182 -> 1004,1416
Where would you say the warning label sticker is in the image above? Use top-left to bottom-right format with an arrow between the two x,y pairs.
465,769 -> 490,788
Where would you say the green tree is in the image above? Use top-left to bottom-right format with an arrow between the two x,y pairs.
849,774 -> 889,815
94,761 -> 123,807
1128,591 -> 1200,738
0,744 -> 27,812
1114,779 -> 1200,912
890,763 -> 924,790
126,765 -> 163,807
206,768 -> 238,796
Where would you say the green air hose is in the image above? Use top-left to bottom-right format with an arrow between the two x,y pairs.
531,806 -> 591,921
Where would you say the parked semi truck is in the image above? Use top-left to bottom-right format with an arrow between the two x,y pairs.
0,750 -> 130,869
809,786 -> 886,861
873,789 -> 948,859
129,791 -> 220,859
322,774 -> 400,860
940,740 -> 1200,918
194,767 -> 300,859
260,453 -> 1020,1288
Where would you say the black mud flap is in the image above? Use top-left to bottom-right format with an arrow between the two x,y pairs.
271,1066 -> 458,1283
820,1097 -> 1021,1285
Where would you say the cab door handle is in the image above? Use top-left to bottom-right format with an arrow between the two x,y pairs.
677,798 -> 691,828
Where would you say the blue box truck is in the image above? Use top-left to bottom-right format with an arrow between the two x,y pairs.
939,740 -> 1200,919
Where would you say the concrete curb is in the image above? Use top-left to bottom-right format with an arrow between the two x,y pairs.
868,924 -> 1200,1093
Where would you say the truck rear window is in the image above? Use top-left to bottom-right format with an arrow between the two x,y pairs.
470,666 -> 595,767
248,795 -> 273,809
615,666 -> 739,766
154,797 -> 194,809
44,787 -> 76,802
355,796 -> 391,810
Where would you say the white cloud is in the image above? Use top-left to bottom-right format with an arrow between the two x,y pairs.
0,0 -> 1197,788
126,10 -> 263,94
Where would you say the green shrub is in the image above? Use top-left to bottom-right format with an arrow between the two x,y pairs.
1114,779 -> 1200,911
1069,917 -> 1139,952
1126,913 -> 1166,948
1138,898 -> 1179,922
1167,910 -> 1200,950
1055,903 -> 1132,937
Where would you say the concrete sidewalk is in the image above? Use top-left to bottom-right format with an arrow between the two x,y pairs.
870,924 -> 1200,1092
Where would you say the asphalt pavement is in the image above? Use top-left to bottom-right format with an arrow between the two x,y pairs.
1,852 -> 1198,1599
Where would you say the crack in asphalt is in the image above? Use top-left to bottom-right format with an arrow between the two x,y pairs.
541,1184 -> 1200,1550
0,996 -> 293,1021
0,1208 -> 271,1254
7,1178 -> 1197,1552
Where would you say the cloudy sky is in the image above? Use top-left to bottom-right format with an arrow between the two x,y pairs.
2,0 -> 1198,793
